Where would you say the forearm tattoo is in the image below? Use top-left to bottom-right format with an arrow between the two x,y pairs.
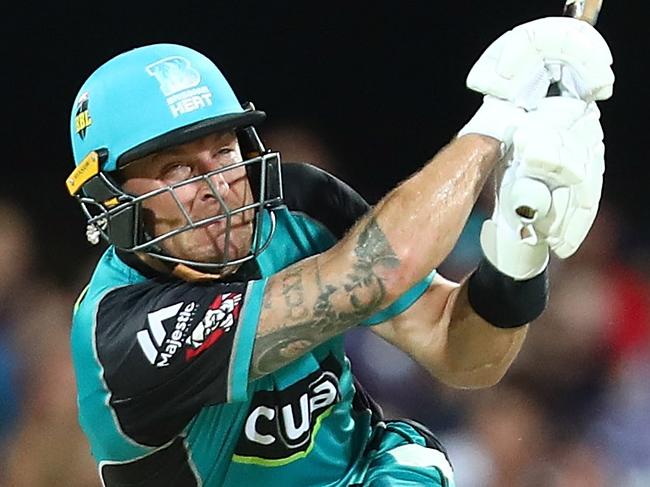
250,217 -> 400,379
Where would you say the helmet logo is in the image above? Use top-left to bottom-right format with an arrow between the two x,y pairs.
75,92 -> 92,140
146,56 -> 213,118
146,56 -> 200,96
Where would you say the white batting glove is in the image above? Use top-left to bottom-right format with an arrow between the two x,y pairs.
467,17 -> 614,109
514,98 -> 605,258
481,97 -> 605,279
481,174 -> 550,280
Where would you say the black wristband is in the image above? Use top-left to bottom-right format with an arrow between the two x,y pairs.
467,258 -> 549,329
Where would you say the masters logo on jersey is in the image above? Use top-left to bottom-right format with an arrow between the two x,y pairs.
233,355 -> 342,466
146,56 -> 214,118
74,92 -> 92,140
185,292 -> 242,361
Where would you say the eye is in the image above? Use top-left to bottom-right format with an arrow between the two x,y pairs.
161,163 -> 192,183
217,147 -> 234,155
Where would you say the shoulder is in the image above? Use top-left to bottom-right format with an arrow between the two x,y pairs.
282,162 -> 370,239
93,278 -> 247,368
71,250 -> 248,374
75,275 -> 255,444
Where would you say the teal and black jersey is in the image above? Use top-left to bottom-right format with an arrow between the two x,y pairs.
71,163 -> 442,486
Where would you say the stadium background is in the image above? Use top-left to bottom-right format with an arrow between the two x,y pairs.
1,1 -> 648,485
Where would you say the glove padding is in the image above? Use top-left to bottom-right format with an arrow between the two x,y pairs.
513,98 -> 604,258
481,97 -> 605,279
467,17 -> 614,109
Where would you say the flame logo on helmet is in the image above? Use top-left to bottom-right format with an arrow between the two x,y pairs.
146,56 -> 201,97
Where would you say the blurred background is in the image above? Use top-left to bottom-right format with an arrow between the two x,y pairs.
1,1 -> 647,485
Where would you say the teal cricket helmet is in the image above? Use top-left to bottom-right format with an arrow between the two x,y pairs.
70,43 -> 266,170
66,43 -> 283,271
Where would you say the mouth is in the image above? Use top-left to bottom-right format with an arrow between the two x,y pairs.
203,214 -> 252,233
202,217 -> 253,247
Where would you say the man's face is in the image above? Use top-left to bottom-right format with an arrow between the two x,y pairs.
121,131 -> 254,267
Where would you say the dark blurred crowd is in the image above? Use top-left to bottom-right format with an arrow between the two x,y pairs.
1,126 -> 648,486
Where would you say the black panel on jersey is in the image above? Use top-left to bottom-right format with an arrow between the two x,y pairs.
351,375 -> 384,425
96,279 -> 247,446
233,354 -> 343,461
282,163 -> 370,239
100,437 -> 198,486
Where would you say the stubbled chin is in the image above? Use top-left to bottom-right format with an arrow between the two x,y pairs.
166,224 -> 253,264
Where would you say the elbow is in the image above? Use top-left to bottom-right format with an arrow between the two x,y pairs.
462,367 -> 510,390
434,361 -> 511,390
381,246 -> 432,302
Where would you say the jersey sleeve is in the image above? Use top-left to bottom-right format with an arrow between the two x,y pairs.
94,277 -> 267,447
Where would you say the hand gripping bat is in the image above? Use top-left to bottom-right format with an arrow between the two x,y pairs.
513,0 -> 604,223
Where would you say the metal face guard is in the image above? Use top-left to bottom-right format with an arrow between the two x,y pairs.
76,151 -> 283,270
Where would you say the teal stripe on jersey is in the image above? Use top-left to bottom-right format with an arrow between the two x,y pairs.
72,248 -> 154,462
358,421 -> 454,487
228,277 -> 268,403
361,269 -> 437,326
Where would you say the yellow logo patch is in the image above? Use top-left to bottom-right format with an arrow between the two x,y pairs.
66,151 -> 99,196
75,111 -> 92,134
75,92 -> 92,139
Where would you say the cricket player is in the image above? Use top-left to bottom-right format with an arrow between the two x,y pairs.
66,17 -> 613,486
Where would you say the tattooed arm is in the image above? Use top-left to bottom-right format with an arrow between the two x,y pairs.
251,134 -> 501,380
251,218 -> 399,378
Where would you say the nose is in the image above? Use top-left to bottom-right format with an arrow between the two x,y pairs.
201,171 -> 230,203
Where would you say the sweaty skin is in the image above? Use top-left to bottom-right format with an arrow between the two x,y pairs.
252,134 -> 527,386
123,131 -> 527,387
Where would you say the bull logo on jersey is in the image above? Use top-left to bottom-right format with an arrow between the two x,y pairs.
185,292 -> 242,361
75,92 -> 92,140
233,355 -> 343,465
